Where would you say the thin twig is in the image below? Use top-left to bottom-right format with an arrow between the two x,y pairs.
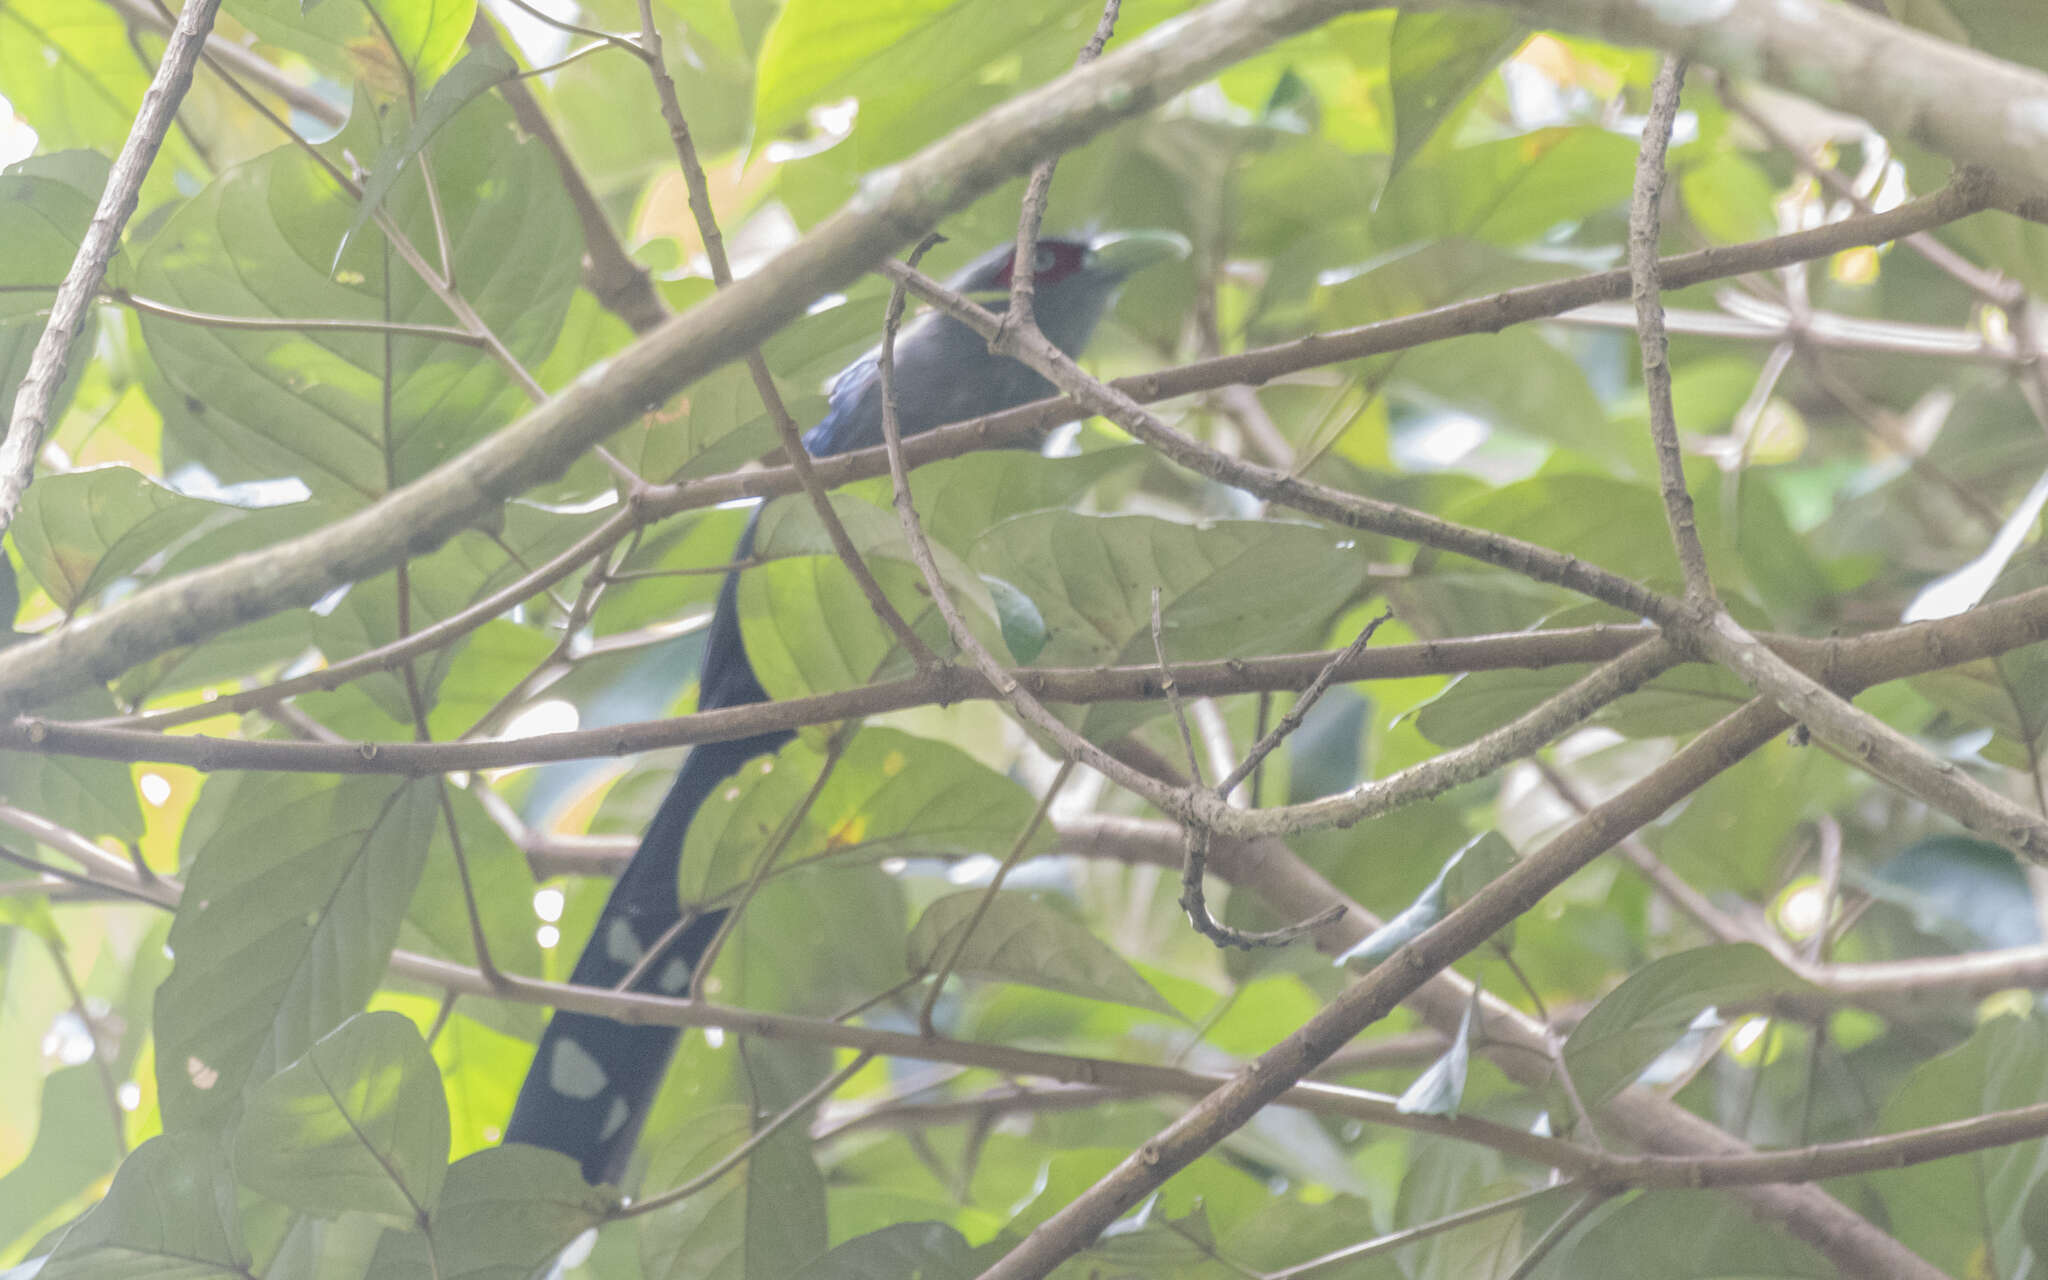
1217,607 -> 1393,796
1,0 -> 223,536
1263,1182 -> 1574,1279
1500,1189 -> 1607,1280
1628,57 -> 1712,605
613,1051 -> 874,1219
686,725 -> 857,1000
1003,0 -> 1123,333
41,932 -> 130,1160
1151,588 -> 1206,789
917,761 -> 1076,1036
634,0 -> 936,671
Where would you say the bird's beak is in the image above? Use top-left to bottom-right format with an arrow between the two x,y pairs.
1088,229 -> 1190,278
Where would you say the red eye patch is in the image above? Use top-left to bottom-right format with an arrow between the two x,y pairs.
994,240 -> 1087,288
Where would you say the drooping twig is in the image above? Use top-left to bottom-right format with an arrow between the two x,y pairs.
917,761 -> 1076,1036
1628,58 -> 1713,605
634,0 -> 936,670
1150,588 -> 1207,789
1216,607 -> 1393,796
1004,0 -> 1123,333
0,0 -> 223,536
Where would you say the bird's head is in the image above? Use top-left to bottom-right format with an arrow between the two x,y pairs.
946,229 -> 1188,356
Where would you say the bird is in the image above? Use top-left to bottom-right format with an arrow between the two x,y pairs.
504,230 -> 1185,1186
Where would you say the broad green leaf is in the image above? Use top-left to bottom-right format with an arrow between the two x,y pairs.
740,453 -> 1142,699
138,92 -> 577,506
0,9 -> 203,201
1866,835 -> 2039,952
1657,740 -> 1851,898
155,774 -> 439,1132
970,511 -> 1373,735
344,1145 -> 615,1280
1386,12 -> 1526,175
908,890 -> 1176,1017
1679,150 -> 1779,244
637,1104 -> 826,1280
723,865 -> 910,1022
789,1222 -> 985,1280
0,1066 -> 123,1258
39,1134 -> 249,1280
737,550 -> 955,705
225,0 -> 475,90
1868,1013 -> 2048,1278
680,727 -> 1053,903
1439,474 -> 1679,587
754,0 -> 1092,161
235,1011 -> 450,1222
1542,1190 -> 1831,1278
12,467 -> 231,612
973,512 -> 1370,667
336,43 -> 519,268
1911,558 -> 2048,768
751,491 -> 996,621
426,1146 -> 614,1280
1395,329 -> 1640,471
308,505 -> 602,725
0,687 -> 144,840
0,154 -> 104,428
839,448 -> 1145,551
1376,125 -> 1638,247
1561,943 -> 1811,1110
396,786 -> 541,1011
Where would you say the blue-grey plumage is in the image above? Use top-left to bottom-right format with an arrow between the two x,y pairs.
503,231 -> 1184,1186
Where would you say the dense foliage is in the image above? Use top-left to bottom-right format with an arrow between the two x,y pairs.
5,0 -> 2048,1276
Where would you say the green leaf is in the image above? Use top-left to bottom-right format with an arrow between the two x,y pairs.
754,0 -> 1092,161
138,92 -> 577,506
336,43 -> 519,269
789,1221 -> 984,1280
0,687 -> 145,840
1412,661 -> 1751,748
1868,1013 -> 2048,1278
154,774 -> 439,1132
1386,12 -> 1526,175
1338,833 -> 1513,969
1376,125 -> 1638,247
12,467 -> 231,612
1562,943 -> 1811,1110
39,1135 -> 250,1280
1867,835 -> 2039,952
0,8 -> 203,202
1544,1190 -> 1831,1278
908,890 -> 1176,1017
0,1066 -> 124,1257
680,727 -> 1054,903
425,1145 -> 612,1279
234,1011 -> 450,1222
637,1104 -> 826,1280
985,575 -> 1047,663
1397,984 -> 1479,1117
226,0 -> 475,89
0,153 -> 104,426
970,512 -> 1372,736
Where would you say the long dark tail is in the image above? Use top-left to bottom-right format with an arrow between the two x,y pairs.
506,520 -> 787,1186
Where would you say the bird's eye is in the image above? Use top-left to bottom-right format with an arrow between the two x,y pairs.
1034,246 -> 1058,273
